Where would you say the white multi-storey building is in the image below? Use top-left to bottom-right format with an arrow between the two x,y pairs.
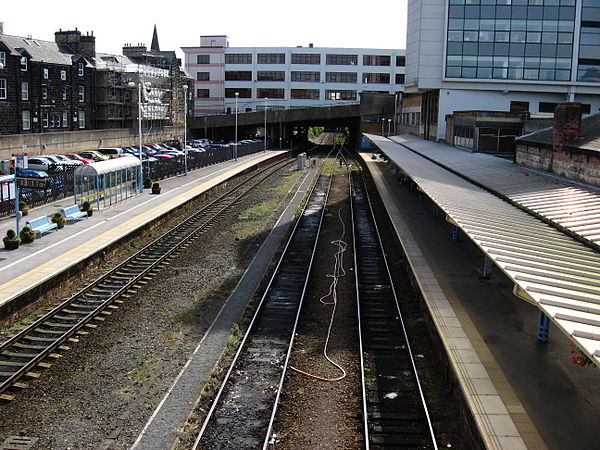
182,36 -> 405,116
404,0 -> 600,141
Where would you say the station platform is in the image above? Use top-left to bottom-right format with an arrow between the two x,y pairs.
0,150 -> 287,319
361,136 -> 600,449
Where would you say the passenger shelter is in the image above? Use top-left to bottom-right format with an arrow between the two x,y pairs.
73,157 -> 142,209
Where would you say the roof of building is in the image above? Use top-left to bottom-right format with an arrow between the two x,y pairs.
518,113 -> 600,153
151,25 -> 160,52
0,33 -> 74,65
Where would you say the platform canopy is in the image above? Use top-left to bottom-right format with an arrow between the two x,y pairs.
74,157 -> 142,209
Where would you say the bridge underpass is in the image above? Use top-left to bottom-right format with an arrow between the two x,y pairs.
188,94 -> 395,149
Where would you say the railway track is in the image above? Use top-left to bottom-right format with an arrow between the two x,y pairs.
351,169 -> 438,449
193,173 -> 331,449
0,158 -> 292,401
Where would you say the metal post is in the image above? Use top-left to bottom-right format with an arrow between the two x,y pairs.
234,92 -> 239,161
537,311 -> 550,343
387,118 -> 391,137
483,255 -> 493,277
183,84 -> 188,175
264,97 -> 268,152
381,117 -> 385,135
15,174 -> 20,234
452,225 -> 459,242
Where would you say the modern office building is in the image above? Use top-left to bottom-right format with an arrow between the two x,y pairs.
182,36 -> 405,116
403,0 -> 600,142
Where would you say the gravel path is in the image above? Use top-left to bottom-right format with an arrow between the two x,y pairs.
0,164 -> 303,449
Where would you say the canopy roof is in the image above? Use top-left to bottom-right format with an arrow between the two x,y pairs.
74,157 -> 141,176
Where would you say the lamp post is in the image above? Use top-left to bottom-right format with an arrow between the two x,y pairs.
264,97 -> 268,152
234,92 -> 239,161
381,117 -> 385,135
183,84 -> 188,175
128,80 -> 146,193
387,118 -> 392,137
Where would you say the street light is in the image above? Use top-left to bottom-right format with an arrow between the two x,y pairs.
234,92 -> 239,161
381,117 -> 385,135
387,118 -> 392,137
128,80 -> 149,193
183,84 -> 188,175
264,97 -> 268,152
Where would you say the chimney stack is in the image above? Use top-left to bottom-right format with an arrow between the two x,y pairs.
553,103 -> 582,153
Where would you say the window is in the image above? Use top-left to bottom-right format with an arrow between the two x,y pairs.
225,53 -> 252,64
78,63 -> 84,76
396,56 -> 406,66
325,90 -> 357,100
196,55 -> 210,64
363,55 -> 391,66
225,88 -> 252,98
257,71 -> 285,81
291,71 -> 320,82
20,57 -> 27,71
0,52 -> 5,67
196,72 -> 210,81
63,87 -> 67,100
62,111 -> 68,127
78,86 -> 85,102
395,74 -> 405,84
42,87 -> 48,100
197,89 -> 210,98
291,54 -> 320,64
43,68 -> 49,79
291,89 -> 320,100
21,82 -> 29,100
326,54 -> 358,65
79,110 -> 86,128
510,101 -> 529,112
326,72 -> 357,83
22,111 -> 31,130
42,112 -> 49,128
257,53 -> 285,64
61,70 -> 66,80
225,71 -> 252,81
257,88 -> 284,99
0,79 -> 7,99
363,73 -> 391,84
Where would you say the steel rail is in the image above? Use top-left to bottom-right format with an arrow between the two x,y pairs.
351,167 -> 438,449
193,172 -> 330,449
0,158 -> 291,399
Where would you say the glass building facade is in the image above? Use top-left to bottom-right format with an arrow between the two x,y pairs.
446,0 -> 586,82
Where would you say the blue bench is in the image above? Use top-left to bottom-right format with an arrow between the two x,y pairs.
26,216 -> 58,237
61,204 -> 88,222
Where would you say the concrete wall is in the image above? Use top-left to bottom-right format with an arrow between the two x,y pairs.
0,125 -> 184,159
516,142 -> 600,187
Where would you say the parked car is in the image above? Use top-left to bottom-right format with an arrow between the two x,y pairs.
17,168 -> 48,178
156,149 -> 185,157
46,155 -> 84,166
98,148 -> 126,159
162,139 -> 183,150
64,153 -> 95,164
78,151 -> 110,161
26,157 -> 56,171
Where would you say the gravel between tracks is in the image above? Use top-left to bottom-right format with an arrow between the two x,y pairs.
0,164 -> 303,449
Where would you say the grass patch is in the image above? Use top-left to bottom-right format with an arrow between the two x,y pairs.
1,318 -> 33,335
127,357 -> 160,383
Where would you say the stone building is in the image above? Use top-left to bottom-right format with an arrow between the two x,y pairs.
0,29 -> 96,134
516,103 -> 600,187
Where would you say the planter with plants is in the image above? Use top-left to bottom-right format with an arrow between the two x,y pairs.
51,212 -> 66,229
151,182 -> 161,194
20,226 -> 35,244
144,178 -> 153,189
3,229 -> 21,250
19,200 -> 30,216
81,201 -> 93,217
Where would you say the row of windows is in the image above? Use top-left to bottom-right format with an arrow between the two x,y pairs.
446,65 -> 571,79
197,88 -> 360,100
448,1 -> 576,8
0,52 -> 85,76
509,100 -> 591,114
448,30 -> 573,44
0,79 -> 86,102
20,110 -> 86,130
203,53 -> 406,66
209,71 -> 404,84
449,5 -> 576,21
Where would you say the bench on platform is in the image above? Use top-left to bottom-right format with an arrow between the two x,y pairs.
61,204 -> 88,221
26,215 -> 58,237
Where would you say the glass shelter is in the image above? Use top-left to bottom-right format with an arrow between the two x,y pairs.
73,158 -> 142,210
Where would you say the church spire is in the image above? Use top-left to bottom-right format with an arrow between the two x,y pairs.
151,24 -> 160,52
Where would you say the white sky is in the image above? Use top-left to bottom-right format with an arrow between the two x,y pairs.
1,0 -> 408,59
